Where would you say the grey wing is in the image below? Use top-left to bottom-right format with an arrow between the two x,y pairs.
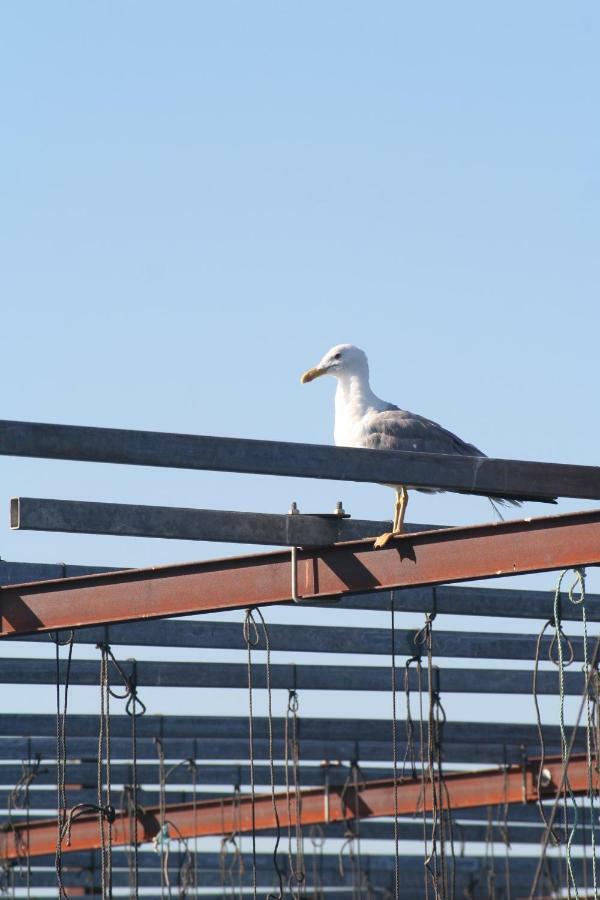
361,408 -> 485,457
361,408 -> 536,507
360,408 -> 556,507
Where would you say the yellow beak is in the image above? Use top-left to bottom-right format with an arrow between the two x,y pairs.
300,366 -> 326,384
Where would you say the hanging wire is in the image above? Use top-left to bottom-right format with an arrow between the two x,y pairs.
7,749 -> 44,900
284,687 -> 305,894
552,570 -> 582,899
187,757 -> 199,898
108,655 -> 147,900
309,826 -> 325,900
339,761 -> 366,900
528,572 -> 600,899
96,642 -> 114,900
219,783 -> 244,900
529,628 -> 600,899
402,655 -> 420,780
484,806 -> 496,900
338,826 -> 360,900
154,734 -> 171,900
416,613 -> 441,898
243,608 -> 284,900
433,691 -> 454,900
390,593 -> 400,900
567,568 -> 598,900
499,762 -> 512,900
51,630 -> 74,900
243,611 -> 260,899
532,617 -> 562,844
5,748 -> 42,898
416,651 -> 429,900
159,820 -> 194,899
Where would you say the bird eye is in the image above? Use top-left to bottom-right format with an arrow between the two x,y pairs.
333,353 -> 341,360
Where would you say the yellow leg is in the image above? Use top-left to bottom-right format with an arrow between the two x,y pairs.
374,487 -> 408,549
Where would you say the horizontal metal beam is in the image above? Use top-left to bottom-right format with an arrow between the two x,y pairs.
2,559 -> 597,622
0,857 -> 563,893
2,418 -> 597,500
10,497 -> 397,546
0,753 -> 593,859
0,713 -> 578,746
0,736 -> 564,764
0,762 -> 393,789
0,657 -> 587,695
11,613 -> 594,662
3,508 -> 600,636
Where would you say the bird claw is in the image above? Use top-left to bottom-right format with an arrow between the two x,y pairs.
373,532 -> 395,549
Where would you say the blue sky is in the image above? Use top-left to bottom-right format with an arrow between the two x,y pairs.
0,2 -> 599,734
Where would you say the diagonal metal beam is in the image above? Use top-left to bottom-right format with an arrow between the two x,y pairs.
2,508 -> 600,637
2,418 -> 599,499
1,559 -> 597,622
0,753 -> 594,860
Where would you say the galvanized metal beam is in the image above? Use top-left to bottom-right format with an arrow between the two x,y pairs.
0,736 -> 562,764
0,657 -> 586,695
0,856 -> 562,892
0,753 -> 593,859
0,713 -> 577,746
11,618 -> 593,660
0,762 -> 387,788
1,418 -> 596,499
3,508 -> 600,637
10,497 -> 397,546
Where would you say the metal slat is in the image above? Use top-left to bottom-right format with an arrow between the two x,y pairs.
12,617 -> 592,662
2,417 -> 598,499
11,497 -> 396,546
0,856 -> 560,891
0,736 -> 569,765
0,657 -> 584,695
0,713 -> 577,744
0,762 -> 391,788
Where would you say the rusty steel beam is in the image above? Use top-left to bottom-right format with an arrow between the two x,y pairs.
4,559 -> 600,622
2,508 -> 600,637
0,753 -> 595,860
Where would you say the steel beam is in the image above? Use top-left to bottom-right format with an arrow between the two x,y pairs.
0,657 -> 587,696
2,558 -> 598,622
10,497 -> 396,546
3,508 -> 600,637
0,753 -> 594,859
0,798 -> 593,845
2,417 -> 597,499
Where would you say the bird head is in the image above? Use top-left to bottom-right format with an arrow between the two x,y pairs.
300,344 -> 369,384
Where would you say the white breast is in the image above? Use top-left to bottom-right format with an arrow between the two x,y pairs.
333,371 -> 389,447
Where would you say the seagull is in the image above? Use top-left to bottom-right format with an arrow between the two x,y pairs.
301,343 -> 555,548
